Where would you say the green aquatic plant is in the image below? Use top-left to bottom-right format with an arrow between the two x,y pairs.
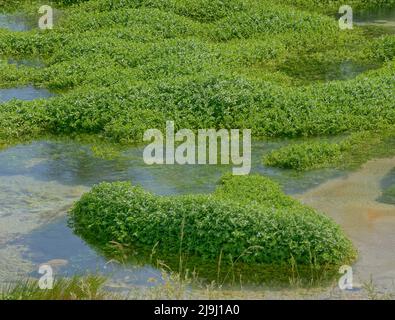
0,0 -> 394,153
264,141 -> 343,171
69,174 -> 356,283
264,130 -> 395,170
0,1 -> 393,174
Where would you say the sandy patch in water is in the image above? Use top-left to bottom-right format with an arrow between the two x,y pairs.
297,156 -> 395,292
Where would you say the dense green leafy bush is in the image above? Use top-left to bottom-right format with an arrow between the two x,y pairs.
69,175 -> 356,270
1,63 -> 395,145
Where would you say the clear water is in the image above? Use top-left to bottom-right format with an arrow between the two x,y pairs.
299,157 -> 395,293
0,5 -> 394,298
280,6 -> 395,83
0,139 -> 345,289
0,86 -> 53,103
0,13 -> 44,70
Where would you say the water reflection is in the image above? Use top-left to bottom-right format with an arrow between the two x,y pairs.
0,140 -> 344,193
1,137 -> 394,296
12,217 -> 163,288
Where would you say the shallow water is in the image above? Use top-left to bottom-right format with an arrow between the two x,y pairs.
279,7 -> 395,83
298,157 -> 395,293
1,139 -> 394,298
354,7 -> 395,34
0,86 -> 53,103
0,5 -> 394,297
0,13 -> 35,31
0,139 -> 346,290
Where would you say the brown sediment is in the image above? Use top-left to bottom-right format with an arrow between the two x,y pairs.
297,156 -> 395,291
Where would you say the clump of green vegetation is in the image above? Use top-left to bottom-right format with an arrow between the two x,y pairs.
69,174 -> 356,283
264,130 -> 395,170
264,141 -> 343,171
0,275 -> 110,300
213,174 -> 296,208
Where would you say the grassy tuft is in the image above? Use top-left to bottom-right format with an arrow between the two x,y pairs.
0,275 -> 111,300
